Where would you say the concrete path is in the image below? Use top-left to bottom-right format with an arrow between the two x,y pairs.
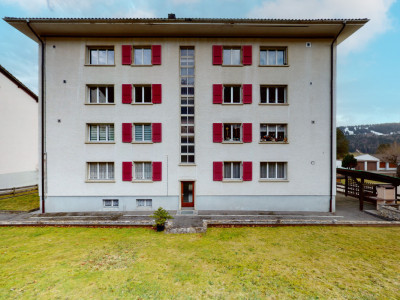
1,194 -> 399,233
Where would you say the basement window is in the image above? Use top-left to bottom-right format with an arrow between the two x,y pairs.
137,199 -> 152,207
103,199 -> 119,207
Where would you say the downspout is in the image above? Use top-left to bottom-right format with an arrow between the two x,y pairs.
330,21 -> 346,212
27,20 -> 46,213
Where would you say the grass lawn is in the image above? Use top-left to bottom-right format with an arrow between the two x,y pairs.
0,190 -> 40,211
1,227 -> 400,299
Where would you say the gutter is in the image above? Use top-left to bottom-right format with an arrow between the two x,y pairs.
330,21 -> 346,212
26,20 -> 46,213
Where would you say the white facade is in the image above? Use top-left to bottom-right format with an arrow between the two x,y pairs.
0,66 -> 38,188
5,17 -> 367,212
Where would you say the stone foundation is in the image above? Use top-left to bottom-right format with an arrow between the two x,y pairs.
378,205 -> 400,221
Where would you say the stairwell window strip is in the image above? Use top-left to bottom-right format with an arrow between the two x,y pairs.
89,86 -> 114,104
89,124 -> 114,142
180,47 -> 195,164
134,162 -> 152,180
260,162 -> 287,179
88,48 -> 114,65
88,162 -> 114,181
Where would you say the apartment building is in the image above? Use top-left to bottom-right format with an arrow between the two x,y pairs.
5,17 -> 367,212
0,65 -> 38,189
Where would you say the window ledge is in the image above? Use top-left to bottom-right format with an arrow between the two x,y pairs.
259,141 -> 289,144
86,180 -> 115,183
84,64 -> 116,67
131,64 -> 153,67
258,103 -> 289,106
178,163 -> 197,166
222,141 -> 243,144
132,141 -> 153,144
221,103 -> 244,105
85,103 -> 115,105
258,64 -> 289,67
132,180 -> 154,183
85,142 -> 115,144
222,65 -> 243,67
259,179 -> 289,182
132,103 -> 153,105
223,179 -> 243,182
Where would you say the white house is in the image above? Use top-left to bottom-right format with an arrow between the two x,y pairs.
5,17 -> 367,213
0,65 -> 38,189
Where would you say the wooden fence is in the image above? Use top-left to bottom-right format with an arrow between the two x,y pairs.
0,185 -> 38,200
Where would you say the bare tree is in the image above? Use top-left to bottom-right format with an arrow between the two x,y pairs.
381,142 -> 400,177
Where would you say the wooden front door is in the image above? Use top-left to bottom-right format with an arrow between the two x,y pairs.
181,181 -> 194,208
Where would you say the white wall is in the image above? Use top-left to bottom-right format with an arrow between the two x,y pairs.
43,37 -> 334,211
0,72 -> 38,188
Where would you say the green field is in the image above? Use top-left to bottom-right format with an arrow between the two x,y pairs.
0,190 -> 39,211
1,227 -> 399,299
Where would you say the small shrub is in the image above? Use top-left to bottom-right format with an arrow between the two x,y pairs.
150,207 -> 173,226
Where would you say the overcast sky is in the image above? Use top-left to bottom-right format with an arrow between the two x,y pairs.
1,0 -> 399,126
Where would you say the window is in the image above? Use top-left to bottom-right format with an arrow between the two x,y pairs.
137,199 -> 152,207
260,162 -> 287,180
134,162 -> 152,180
103,199 -> 119,207
260,86 -> 286,104
134,48 -> 152,65
134,124 -> 152,142
260,48 -> 287,66
224,86 -> 241,103
224,162 -> 241,180
88,162 -> 114,181
260,124 -> 287,142
88,48 -> 114,65
88,86 -> 114,104
223,47 -> 241,65
224,124 -> 241,142
134,86 -> 152,103
88,124 -> 114,142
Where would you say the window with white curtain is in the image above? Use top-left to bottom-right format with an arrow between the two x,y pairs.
88,162 -> 114,181
134,162 -> 152,180
260,48 -> 287,66
88,48 -> 114,65
134,124 -> 152,142
134,48 -> 151,65
223,47 -> 241,65
88,124 -> 114,142
260,124 -> 287,142
223,162 -> 241,180
260,162 -> 287,180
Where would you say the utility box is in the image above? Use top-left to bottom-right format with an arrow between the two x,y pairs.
377,185 -> 395,200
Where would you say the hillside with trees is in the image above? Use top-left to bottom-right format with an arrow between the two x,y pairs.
337,123 -> 400,153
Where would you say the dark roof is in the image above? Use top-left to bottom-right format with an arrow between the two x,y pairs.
4,17 -> 368,45
0,65 -> 38,102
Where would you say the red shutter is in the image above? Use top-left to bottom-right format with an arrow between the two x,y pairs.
213,84 -> 223,104
152,123 -> 162,143
122,123 -> 132,143
213,123 -> 223,143
122,84 -> 132,104
242,45 -> 252,65
121,45 -> 132,65
152,162 -> 162,181
242,84 -> 252,104
242,161 -> 252,181
151,45 -> 161,65
243,123 -> 252,143
152,84 -> 162,104
212,45 -> 223,65
122,162 -> 132,181
213,162 -> 223,181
